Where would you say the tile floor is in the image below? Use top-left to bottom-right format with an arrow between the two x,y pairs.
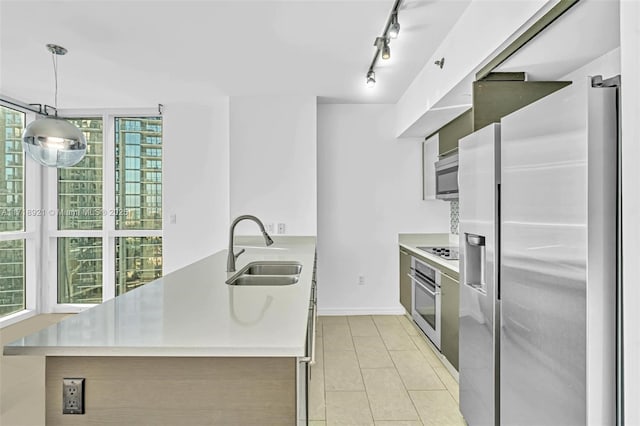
309,315 -> 466,426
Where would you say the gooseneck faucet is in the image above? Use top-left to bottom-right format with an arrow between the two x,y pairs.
227,215 -> 274,272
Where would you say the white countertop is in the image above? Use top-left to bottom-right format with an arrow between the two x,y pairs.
398,233 -> 460,276
4,236 -> 316,357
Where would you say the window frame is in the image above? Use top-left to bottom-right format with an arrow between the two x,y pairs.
0,101 -> 41,327
45,109 -> 162,313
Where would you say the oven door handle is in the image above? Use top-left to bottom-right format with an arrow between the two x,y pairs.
407,273 -> 440,296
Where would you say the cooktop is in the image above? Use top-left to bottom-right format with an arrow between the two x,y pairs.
417,246 -> 459,261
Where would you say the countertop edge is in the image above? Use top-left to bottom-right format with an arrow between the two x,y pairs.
398,234 -> 460,278
3,345 -> 306,357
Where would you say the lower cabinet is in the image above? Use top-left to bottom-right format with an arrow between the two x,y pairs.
399,248 -> 412,314
440,272 -> 459,370
398,246 -> 459,371
46,357 -> 297,425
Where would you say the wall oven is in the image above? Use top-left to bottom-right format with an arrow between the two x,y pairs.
409,256 -> 441,349
435,153 -> 459,200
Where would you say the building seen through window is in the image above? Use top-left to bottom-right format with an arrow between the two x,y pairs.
0,105 -> 25,317
57,116 -> 163,304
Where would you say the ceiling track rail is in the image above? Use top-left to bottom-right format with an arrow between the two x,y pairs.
368,0 -> 402,73
476,0 -> 581,81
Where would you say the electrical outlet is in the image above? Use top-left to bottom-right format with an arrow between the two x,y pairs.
63,378 -> 85,415
358,275 -> 365,285
277,223 -> 286,234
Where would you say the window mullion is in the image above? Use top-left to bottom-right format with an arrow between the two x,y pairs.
24,111 -> 42,313
103,113 -> 116,302
43,150 -> 58,311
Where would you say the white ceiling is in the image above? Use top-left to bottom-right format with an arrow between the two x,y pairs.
0,0 -> 470,108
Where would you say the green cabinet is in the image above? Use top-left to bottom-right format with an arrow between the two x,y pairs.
429,77 -> 570,160
472,79 -> 570,131
440,272 -> 459,370
399,249 -> 412,314
437,108 -> 473,157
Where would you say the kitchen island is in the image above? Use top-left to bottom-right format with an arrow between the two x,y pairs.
4,236 -> 317,425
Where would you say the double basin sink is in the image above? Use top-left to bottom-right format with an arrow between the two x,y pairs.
226,261 -> 303,286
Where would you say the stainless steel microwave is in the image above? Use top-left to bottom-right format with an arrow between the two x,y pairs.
435,154 -> 459,200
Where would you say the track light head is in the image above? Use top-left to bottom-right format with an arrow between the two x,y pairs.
366,70 -> 376,88
389,13 -> 400,39
381,41 -> 391,60
375,37 -> 391,60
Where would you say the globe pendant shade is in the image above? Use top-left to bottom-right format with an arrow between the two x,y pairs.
22,117 -> 87,167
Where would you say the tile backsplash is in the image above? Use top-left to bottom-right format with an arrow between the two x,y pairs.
450,200 -> 459,235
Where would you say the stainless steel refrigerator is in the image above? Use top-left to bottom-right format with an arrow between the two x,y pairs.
459,76 -> 618,426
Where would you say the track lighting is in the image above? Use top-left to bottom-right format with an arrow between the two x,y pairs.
364,0 -> 402,89
366,70 -> 376,88
389,13 -> 400,39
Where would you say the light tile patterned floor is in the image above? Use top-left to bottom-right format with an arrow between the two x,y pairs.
310,315 -> 466,426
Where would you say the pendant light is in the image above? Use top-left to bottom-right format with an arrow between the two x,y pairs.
22,44 -> 87,168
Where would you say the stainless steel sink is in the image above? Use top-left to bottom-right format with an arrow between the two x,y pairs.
226,261 -> 303,286
244,263 -> 302,276
229,275 -> 299,286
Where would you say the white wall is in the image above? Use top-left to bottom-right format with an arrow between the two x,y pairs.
229,96 -> 317,236
163,100 -> 230,273
621,1 -> 640,423
317,104 -> 450,314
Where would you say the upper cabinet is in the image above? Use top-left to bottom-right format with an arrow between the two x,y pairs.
396,0 -> 553,139
425,75 -> 569,159
397,0 -> 621,141
422,134 -> 438,200
437,109 -> 473,157
472,78 -> 570,130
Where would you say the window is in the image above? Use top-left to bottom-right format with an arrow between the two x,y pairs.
115,236 -> 162,295
114,117 -> 163,297
58,237 -> 102,304
51,113 -> 162,309
0,104 -> 32,320
57,118 -> 104,304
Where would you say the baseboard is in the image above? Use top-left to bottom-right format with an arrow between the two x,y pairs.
317,306 -> 407,316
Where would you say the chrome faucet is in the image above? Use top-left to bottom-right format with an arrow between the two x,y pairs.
227,215 -> 274,272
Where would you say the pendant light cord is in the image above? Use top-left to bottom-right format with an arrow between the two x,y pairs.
51,51 -> 58,116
